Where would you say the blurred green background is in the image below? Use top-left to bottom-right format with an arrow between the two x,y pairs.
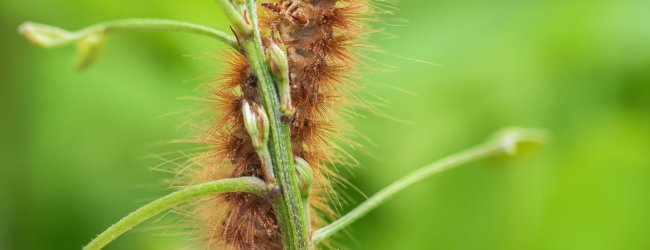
2,0 -> 649,249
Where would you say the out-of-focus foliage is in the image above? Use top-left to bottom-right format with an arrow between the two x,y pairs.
1,0 -> 649,249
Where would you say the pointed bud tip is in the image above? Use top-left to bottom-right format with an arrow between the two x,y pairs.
18,22 -> 31,35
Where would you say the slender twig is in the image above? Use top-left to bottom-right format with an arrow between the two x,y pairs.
83,177 -> 268,250
311,128 -> 547,245
20,18 -> 238,49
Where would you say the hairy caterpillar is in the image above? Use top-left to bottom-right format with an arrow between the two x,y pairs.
190,0 -> 376,248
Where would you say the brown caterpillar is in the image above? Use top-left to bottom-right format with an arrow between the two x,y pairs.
188,0 -> 377,249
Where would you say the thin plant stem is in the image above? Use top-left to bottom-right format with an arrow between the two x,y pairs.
311,128 -> 547,245
259,147 -> 276,183
22,18 -> 238,49
83,177 -> 268,250
96,19 -> 238,48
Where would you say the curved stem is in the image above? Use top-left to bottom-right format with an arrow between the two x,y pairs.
83,177 -> 268,250
311,128 -> 547,245
22,18 -> 238,49
96,19 -> 237,48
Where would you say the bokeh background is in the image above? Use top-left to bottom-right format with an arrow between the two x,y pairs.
2,0 -> 649,249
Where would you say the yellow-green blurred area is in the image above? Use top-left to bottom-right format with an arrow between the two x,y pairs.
2,0 -> 650,249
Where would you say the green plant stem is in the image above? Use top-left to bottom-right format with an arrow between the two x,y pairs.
217,0 -> 310,249
25,18 -> 238,49
259,147 -> 276,183
311,128 -> 547,245
99,19 -> 238,48
82,177 -> 268,250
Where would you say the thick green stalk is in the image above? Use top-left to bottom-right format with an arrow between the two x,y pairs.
311,128 -> 547,245
236,0 -> 309,249
83,177 -> 268,250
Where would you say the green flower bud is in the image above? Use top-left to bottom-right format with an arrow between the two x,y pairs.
267,40 -> 289,84
76,31 -> 105,69
242,100 -> 270,150
19,22 -> 106,69
19,22 -> 75,48
266,37 -> 295,116
294,157 -> 313,199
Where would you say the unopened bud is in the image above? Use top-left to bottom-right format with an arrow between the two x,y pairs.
242,100 -> 270,150
266,37 -> 295,116
76,31 -> 105,69
267,41 -> 289,83
19,22 -> 75,48
294,157 -> 313,198
20,22 -> 107,70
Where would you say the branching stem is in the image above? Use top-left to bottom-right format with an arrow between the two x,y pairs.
311,128 -> 547,245
82,177 -> 268,250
